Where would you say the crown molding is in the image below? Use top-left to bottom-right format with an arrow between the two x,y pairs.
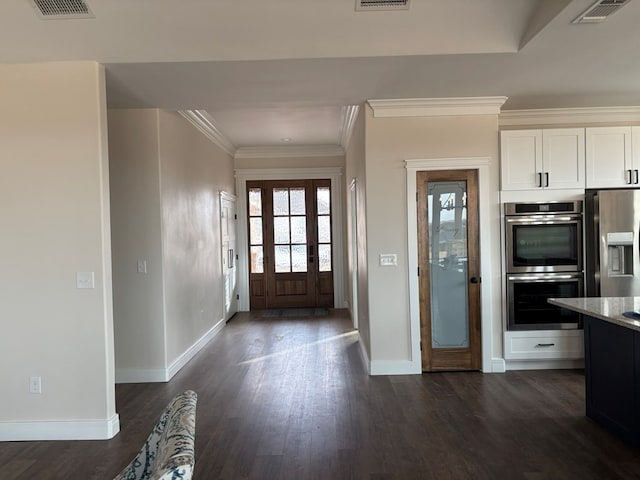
367,96 -> 508,118
234,144 -> 344,159
340,104 -> 360,150
178,110 -> 236,156
499,106 -> 640,127
235,166 -> 343,180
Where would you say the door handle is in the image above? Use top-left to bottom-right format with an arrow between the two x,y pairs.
628,169 -> 633,184
544,172 -> 549,187
635,169 -> 639,184
470,277 -> 481,284
537,172 -> 542,188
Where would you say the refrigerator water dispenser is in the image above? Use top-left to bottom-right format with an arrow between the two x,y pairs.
606,232 -> 634,276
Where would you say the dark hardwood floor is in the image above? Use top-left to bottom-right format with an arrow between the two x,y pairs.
3,309 -> 640,479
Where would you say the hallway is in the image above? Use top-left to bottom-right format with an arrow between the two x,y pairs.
2,310 -> 640,479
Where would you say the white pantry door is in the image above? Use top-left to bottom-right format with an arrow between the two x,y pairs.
221,192 -> 238,321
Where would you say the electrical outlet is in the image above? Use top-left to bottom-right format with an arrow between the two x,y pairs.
29,376 -> 42,394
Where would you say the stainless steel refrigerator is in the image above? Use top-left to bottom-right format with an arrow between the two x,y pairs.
585,189 -> 640,296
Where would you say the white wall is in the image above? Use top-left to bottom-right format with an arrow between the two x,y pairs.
364,106 -> 502,366
345,107 -> 370,359
158,110 -> 235,364
0,62 -> 117,440
108,109 -> 236,380
235,154 -> 343,170
108,110 -> 166,375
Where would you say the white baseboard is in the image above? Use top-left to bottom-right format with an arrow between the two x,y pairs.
0,414 -> 120,441
357,334 -> 421,375
506,359 -> 584,371
116,317 -> 226,384
370,360 -> 421,375
167,317 -> 226,380
489,358 -> 507,373
357,334 -> 371,375
115,368 -> 169,383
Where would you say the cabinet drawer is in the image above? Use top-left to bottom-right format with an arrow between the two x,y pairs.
504,331 -> 584,360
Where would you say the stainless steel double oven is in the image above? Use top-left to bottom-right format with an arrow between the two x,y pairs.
504,201 -> 583,330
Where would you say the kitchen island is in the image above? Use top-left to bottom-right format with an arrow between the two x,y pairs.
549,297 -> 640,448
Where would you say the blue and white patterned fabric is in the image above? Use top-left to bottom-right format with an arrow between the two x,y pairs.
113,390 -> 197,480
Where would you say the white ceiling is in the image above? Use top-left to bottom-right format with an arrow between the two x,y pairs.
2,0 -> 640,151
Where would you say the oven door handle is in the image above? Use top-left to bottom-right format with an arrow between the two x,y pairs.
505,215 -> 582,224
508,274 -> 582,282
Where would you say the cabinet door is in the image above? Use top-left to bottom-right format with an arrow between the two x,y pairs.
633,126 -> 640,178
586,127 -> 633,188
500,130 -> 542,190
504,330 -> 584,360
543,128 -> 585,189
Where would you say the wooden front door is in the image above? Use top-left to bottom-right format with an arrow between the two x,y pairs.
417,169 -> 482,371
247,179 -> 334,309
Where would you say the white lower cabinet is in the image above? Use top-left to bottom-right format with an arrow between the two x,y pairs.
504,330 -> 584,360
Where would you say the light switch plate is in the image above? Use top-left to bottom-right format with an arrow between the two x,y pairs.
137,260 -> 147,274
379,254 -> 398,267
76,271 -> 95,289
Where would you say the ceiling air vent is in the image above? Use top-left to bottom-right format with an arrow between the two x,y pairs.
572,0 -> 631,24
30,0 -> 94,19
355,0 -> 410,12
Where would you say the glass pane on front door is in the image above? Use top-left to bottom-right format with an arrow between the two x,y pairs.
273,186 -> 308,274
428,181 -> 469,348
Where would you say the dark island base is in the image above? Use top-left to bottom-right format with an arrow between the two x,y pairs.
584,314 -> 640,448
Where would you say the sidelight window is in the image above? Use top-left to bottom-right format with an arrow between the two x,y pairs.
316,186 -> 332,272
248,188 -> 264,273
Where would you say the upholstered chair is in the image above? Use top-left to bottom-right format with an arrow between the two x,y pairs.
113,390 -> 197,480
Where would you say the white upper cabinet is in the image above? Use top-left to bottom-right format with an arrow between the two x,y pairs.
543,128 -> 586,189
635,126 -> 640,183
585,127 -> 638,188
501,128 -> 585,191
501,130 -> 541,190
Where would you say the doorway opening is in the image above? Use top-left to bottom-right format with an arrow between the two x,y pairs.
246,179 -> 334,310
406,157 -> 495,374
417,169 -> 481,371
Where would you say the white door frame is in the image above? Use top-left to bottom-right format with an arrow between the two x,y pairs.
349,178 -> 359,329
406,157 -> 494,373
235,167 -> 345,311
219,191 -> 237,321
